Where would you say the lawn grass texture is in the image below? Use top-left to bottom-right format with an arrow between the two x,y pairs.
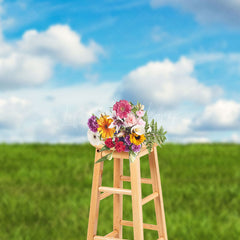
0,143 -> 239,240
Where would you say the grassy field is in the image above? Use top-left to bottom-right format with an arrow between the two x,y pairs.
0,143 -> 239,240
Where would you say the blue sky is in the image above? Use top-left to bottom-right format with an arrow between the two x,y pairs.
0,0 -> 240,143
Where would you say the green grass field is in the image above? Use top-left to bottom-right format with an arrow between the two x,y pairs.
0,143 -> 239,240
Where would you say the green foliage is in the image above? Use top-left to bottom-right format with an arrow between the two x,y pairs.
144,112 -> 167,153
129,150 -> 138,163
0,143 -> 240,240
95,152 -> 113,163
98,145 -> 110,152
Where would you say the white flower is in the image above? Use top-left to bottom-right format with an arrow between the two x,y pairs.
87,130 -> 102,146
106,152 -> 113,161
131,125 -> 145,135
147,126 -> 152,133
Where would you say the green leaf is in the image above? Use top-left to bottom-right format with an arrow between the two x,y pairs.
98,146 -> 110,152
129,151 -> 138,163
95,153 -> 112,164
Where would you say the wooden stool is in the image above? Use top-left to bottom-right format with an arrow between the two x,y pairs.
87,144 -> 168,240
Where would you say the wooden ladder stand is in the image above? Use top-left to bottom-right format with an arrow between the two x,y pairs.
87,144 -> 168,240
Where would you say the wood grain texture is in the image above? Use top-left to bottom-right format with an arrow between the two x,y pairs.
87,150 -> 104,240
113,158 -> 123,238
99,186 -> 131,195
87,144 -> 168,240
149,146 -> 168,240
130,157 -> 144,240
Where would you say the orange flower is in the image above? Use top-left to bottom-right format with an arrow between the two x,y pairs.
97,115 -> 115,139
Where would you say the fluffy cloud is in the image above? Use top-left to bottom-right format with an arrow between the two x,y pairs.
0,25 -> 103,89
18,25 -> 103,66
150,0 -> 240,27
0,96 -> 29,129
0,82 -> 119,142
193,100 -> 240,131
119,57 -> 222,108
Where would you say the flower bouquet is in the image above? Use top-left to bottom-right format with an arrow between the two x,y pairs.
87,100 -> 167,163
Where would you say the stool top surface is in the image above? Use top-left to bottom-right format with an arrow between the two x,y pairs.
93,143 -> 158,159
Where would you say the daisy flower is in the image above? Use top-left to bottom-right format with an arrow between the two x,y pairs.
97,115 -> 115,139
87,130 -> 102,146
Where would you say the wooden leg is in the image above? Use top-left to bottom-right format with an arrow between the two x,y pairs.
149,147 -> 168,240
87,150 -> 104,240
113,158 -> 123,238
130,157 -> 144,240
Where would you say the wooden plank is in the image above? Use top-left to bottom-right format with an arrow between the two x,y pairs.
87,150 -> 104,240
120,175 -> 152,184
120,220 -> 158,231
113,158 -> 123,238
105,230 -> 118,237
149,146 -> 168,240
94,143 -> 158,159
101,150 -> 129,159
138,148 -> 150,158
94,236 -> 127,240
130,157 -> 144,240
142,192 -> 159,205
99,192 -> 112,201
99,186 -> 132,196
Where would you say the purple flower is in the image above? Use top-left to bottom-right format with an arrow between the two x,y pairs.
124,145 -> 130,152
88,115 -> 99,132
131,144 -> 141,153
113,116 -> 124,127
125,135 -> 131,146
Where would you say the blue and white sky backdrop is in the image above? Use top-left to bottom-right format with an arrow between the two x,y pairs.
0,0 -> 240,143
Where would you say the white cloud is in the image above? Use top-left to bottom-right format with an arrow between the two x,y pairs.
0,82 -> 119,143
193,100 -> 240,131
190,52 -> 240,65
0,25 -> 103,89
18,25 -> 103,66
231,133 -> 240,143
180,137 -> 210,143
0,53 -> 53,88
119,57 -> 222,108
167,118 -> 192,136
150,0 -> 240,27
0,96 -> 29,129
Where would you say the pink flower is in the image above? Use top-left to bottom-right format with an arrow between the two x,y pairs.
113,100 -> 132,119
125,112 -> 137,127
137,118 -> 146,126
136,110 -> 145,117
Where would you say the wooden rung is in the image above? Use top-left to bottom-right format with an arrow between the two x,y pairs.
120,220 -> 158,231
94,236 -> 127,240
142,192 -> 159,205
120,175 -> 152,184
105,230 -> 118,237
99,186 -> 132,195
100,192 -> 112,200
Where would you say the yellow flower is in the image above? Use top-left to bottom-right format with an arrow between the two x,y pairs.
97,115 -> 115,139
129,132 -> 146,145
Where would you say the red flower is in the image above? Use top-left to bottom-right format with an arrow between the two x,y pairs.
115,141 -> 125,152
105,138 -> 115,148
